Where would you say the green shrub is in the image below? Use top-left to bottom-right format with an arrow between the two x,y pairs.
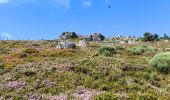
149,52 -> 170,73
99,46 -> 116,57
115,45 -> 125,50
0,48 -> 10,54
128,45 -> 156,55
24,71 -> 36,76
23,48 -> 39,54
128,48 -> 144,55
0,60 -> 4,68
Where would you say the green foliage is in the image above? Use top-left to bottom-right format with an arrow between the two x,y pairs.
128,45 -> 156,55
0,48 -> 10,54
115,45 -> 125,50
23,48 -> 39,54
143,32 -> 159,42
99,46 -> 116,57
24,70 -> 36,77
0,60 -> 4,68
0,40 -> 169,99
149,52 -> 170,73
160,33 -> 170,40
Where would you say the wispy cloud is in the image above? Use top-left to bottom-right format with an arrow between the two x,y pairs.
0,0 -> 71,9
0,0 -> 9,4
52,0 -> 71,8
82,0 -> 92,7
0,32 -> 13,39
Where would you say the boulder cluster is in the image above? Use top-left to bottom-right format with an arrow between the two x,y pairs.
57,32 -> 104,49
86,33 -> 105,41
60,32 -> 78,40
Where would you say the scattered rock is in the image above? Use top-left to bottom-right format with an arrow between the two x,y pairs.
126,79 -> 135,84
165,48 -> 170,51
78,40 -> 89,47
56,41 -> 76,49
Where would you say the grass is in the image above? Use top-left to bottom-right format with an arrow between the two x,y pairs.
0,40 -> 170,99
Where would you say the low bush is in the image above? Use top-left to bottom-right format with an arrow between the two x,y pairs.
0,48 -> 10,54
149,52 -> 170,73
128,48 -> 144,55
115,45 -> 125,50
128,45 -> 156,55
99,46 -> 116,57
23,48 -> 39,54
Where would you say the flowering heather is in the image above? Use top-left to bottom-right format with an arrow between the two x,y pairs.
5,81 -> 26,89
27,92 -> 42,100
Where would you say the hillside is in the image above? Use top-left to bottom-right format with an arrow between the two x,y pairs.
0,40 -> 170,100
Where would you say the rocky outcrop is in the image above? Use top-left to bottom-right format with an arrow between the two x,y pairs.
56,41 -> 76,49
60,32 -> 78,40
85,33 -> 105,41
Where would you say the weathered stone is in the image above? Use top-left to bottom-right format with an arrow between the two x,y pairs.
86,33 -> 105,41
56,41 -> 76,49
78,40 -> 89,47
165,48 -> 170,51
60,32 -> 78,40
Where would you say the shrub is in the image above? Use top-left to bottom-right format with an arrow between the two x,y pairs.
149,52 -> 170,73
24,71 -> 36,76
0,48 -> 10,54
128,45 -> 156,55
128,48 -> 144,55
115,45 -> 125,50
0,60 -> 4,68
23,48 -> 39,54
99,46 -> 116,57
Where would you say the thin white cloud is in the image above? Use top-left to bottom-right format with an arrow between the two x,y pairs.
82,0 -> 92,7
0,32 -> 13,39
0,0 -> 9,4
52,0 -> 71,8
0,0 -> 71,9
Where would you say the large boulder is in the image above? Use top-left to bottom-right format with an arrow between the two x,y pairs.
60,32 -> 78,40
56,41 -> 76,49
86,33 -> 105,41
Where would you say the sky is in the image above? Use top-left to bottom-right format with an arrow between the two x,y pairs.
0,0 -> 170,40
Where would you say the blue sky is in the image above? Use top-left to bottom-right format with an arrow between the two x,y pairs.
0,0 -> 170,40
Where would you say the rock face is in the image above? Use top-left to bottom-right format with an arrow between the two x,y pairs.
60,32 -> 78,40
85,33 -> 105,41
56,41 -> 76,49
78,40 -> 89,47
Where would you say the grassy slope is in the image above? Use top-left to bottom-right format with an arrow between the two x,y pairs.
0,40 -> 170,99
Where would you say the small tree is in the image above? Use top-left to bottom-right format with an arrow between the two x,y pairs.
143,32 -> 159,42
153,34 -> 159,41
160,33 -> 170,40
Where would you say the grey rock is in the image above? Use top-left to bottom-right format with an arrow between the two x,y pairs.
60,32 -> 78,40
78,40 -> 89,47
56,41 -> 76,49
85,33 -> 105,41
